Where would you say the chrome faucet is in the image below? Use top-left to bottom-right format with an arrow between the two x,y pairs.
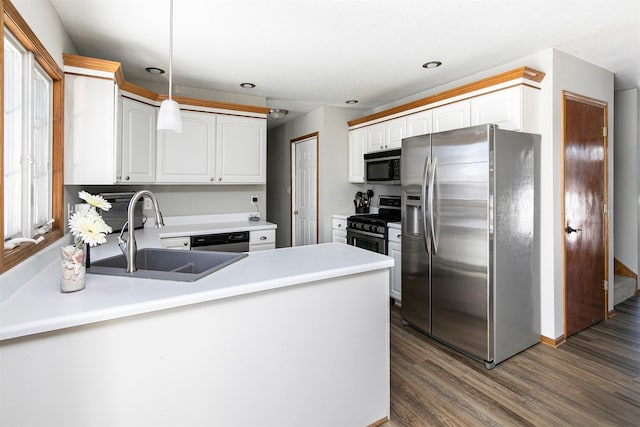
118,190 -> 164,273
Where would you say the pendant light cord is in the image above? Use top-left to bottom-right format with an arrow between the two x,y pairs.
168,0 -> 173,100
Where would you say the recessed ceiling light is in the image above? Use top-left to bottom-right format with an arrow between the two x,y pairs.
269,108 -> 288,119
345,99 -> 359,104
145,67 -> 165,75
240,82 -> 256,89
422,61 -> 442,69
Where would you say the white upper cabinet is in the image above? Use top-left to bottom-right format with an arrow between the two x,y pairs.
120,97 -> 156,183
64,74 -> 119,185
63,55 -> 270,186
366,123 -> 386,152
156,112 -> 266,184
385,117 -> 406,149
470,85 -> 540,133
432,99 -> 471,132
156,111 -> 217,183
348,127 -> 366,183
215,115 -> 266,184
406,110 -> 433,138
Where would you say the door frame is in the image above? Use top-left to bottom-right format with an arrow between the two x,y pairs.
290,132 -> 319,246
561,90 -> 610,339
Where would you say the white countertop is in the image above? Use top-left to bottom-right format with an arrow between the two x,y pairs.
0,241 -> 393,341
158,217 -> 276,238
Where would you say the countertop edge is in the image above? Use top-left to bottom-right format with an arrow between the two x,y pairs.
0,244 -> 393,341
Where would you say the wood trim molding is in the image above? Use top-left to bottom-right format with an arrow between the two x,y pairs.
348,66 -> 545,127
614,257 -> 638,279
1,0 -> 64,273
540,335 -> 566,348
368,416 -> 389,427
64,54 -> 270,115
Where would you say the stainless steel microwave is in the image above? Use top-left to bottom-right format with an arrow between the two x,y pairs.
364,149 -> 401,185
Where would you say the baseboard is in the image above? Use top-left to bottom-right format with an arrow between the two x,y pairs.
368,416 -> 388,427
540,334 -> 565,348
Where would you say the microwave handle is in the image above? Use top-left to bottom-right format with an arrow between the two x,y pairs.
388,161 -> 394,179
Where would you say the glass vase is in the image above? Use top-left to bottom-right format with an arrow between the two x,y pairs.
61,244 -> 87,293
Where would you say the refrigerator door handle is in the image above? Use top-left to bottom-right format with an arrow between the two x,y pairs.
422,155 -> 431,255
429,157 -> 438,254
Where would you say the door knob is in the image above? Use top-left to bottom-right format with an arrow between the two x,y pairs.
565,225 -> 582,234
293,210 -> 299,215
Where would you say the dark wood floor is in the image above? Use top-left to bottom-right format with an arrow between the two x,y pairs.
384,296 -> 640,426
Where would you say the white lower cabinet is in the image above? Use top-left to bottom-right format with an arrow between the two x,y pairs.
249,229 -> 276,251
387,223 -> 402,304
331,214 -> 348,244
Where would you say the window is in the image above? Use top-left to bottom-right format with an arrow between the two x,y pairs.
1,0 -> 63,273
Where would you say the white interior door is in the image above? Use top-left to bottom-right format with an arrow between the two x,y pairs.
291,135 -> 318,246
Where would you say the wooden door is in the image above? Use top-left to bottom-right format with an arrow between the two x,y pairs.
291,133 -> 318,246
563,91 -> 608,337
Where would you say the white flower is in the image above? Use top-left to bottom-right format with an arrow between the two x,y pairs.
69,192 -> 113,247
78,190 -> 112,211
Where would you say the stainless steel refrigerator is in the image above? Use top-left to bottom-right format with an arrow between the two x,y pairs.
401,124 -> 540,368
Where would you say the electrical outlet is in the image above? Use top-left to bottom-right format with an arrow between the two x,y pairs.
143,196 -> 152,210
250,195 -> 258,205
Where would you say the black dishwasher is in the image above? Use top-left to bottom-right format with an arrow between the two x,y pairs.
190,231 -> 250,252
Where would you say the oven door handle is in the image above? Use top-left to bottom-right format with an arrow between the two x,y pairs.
347,229 -> 385,239
422,155 -> 431,255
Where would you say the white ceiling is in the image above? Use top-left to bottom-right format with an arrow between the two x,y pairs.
50,0 -> 640,124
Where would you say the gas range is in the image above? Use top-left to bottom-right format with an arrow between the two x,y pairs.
346,196 -> 401,254
347,213 -> 401,236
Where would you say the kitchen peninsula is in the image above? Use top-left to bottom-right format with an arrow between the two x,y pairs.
0,238 -> 392,426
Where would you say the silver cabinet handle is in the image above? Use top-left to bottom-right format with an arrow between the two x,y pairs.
260,236 -> 267,240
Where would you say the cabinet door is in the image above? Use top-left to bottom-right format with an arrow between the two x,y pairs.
64,74 -> 118,185
121,97 -> 156,183
366,123 -> 385,152
385,117 -> 406,149
388,241 -> 402,303
406,110 -> 433,138
216,115 -> 266,184
432,99 -> 471,132
470,86 -> 522,131
348,128 -> 366,183
156,111 -> 216,183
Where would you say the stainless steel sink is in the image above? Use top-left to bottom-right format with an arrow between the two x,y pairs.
88,248 -> 247,282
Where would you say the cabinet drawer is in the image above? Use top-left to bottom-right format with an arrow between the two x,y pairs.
332,218 -> 347,231
160,236 -> 191,250
250,229 -> 276,245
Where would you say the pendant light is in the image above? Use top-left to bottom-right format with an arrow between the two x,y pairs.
157,0 -> 182,132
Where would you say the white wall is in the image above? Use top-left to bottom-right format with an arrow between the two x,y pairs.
267,106 -> 363,247
12,0 -> 78,62
614,89 -> 640,273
